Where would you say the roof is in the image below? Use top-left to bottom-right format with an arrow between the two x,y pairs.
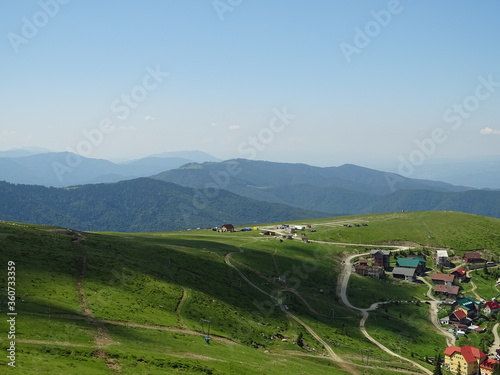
452,267 -> 467,276
464,252 -> 483,259
222,224 -> 234,228
457,297 -> 478,311
370,249 -> 391,256
484,301 -> 500,310
481,358 -> 499,370
431,273 -> 455,283
435,284 -> 460,295
392,267 -> 417,277
451,310 -> 467,320
396,257 -> 426,268
436,250 -> 449,257
444,345 -> 487,363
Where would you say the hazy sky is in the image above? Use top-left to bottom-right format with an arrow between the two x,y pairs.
1,0 -> 500,170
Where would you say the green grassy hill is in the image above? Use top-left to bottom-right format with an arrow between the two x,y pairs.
2,211 -> 500,374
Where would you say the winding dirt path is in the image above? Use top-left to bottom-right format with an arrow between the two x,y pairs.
24,311 -> 239,346
417,277 -> 455,347
225,248 -> 359,374
338,249 -> 433,375
74,238 -> 120,372
176,287 -> 189,329
490,323 -> 500,355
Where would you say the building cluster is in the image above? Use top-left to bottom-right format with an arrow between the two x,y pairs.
444,345 -> 498,374
354,250 -> 494,303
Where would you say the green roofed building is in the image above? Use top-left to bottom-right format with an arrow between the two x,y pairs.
455,297 -> 479,316
395,257 -> 426,276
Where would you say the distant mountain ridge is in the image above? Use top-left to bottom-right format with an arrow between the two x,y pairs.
151,159 -> 477,214
2,155 -> 499,231
0,178 -> 327,232
153,159 -> 470,194
0,150 -> 220,187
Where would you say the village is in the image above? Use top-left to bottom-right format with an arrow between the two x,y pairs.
213,222 -> 500,374
354,248 -> 500,375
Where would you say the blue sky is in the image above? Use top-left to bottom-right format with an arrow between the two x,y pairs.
1,0 -> 500,170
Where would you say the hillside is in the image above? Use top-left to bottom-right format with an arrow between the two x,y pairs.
0,179 -> 328,232
2,211 -> 500,374
151,159 -> 500,219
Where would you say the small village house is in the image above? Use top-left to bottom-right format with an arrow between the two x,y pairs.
221,224 -> 235,232
443,345 -> 487,375
449,309 -> 470,325
463,252 -> 484,264
354,264 -> 385,279
451,267 -> 468,283
434,284 -> 460,300
396,257 -> 426,276
431,273 -> 456,286
483,301 -> 500,315
454,297 -> 479,317
392,267 -> 417,282
436,249 -> 450,266
370,250 -> 391,270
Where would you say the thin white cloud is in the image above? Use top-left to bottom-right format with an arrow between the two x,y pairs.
144,115 -> 156,121
111,126 -> 136,131
228,125 -> 240,130
480,127 -> 500,135
116,115 -> 127,120
211,122 -> 217,127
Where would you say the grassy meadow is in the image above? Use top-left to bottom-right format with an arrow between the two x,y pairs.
1,211 -> 500,373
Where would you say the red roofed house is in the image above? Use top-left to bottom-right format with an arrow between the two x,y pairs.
431,273 -> 456,286
434,284 -> 460,300
480,358 -> 499,375
483,301 -> 500,315
449,309 -> 469,325
444,345 -> 487,374
463,252 -> 484,264
452,267 -> 468,283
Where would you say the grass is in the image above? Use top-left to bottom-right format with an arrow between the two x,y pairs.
366,303 -> 446,363
348,274 -> 428,309
299,211 -> 500,250
467,267 -> 500,301
2,211 -> 500,373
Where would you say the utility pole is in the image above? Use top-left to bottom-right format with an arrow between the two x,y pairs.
360,349 -> 371,365
200,318 -> 212,343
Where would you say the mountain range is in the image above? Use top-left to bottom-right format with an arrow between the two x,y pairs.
1,150 -> 500,231
0,150 -> 219,187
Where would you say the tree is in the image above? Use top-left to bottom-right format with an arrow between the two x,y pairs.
296,332 -> 304,348
433,353 -> 443,375
493,362 -> 500,375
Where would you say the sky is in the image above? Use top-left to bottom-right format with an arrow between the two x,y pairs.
1,0 -> 500,172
